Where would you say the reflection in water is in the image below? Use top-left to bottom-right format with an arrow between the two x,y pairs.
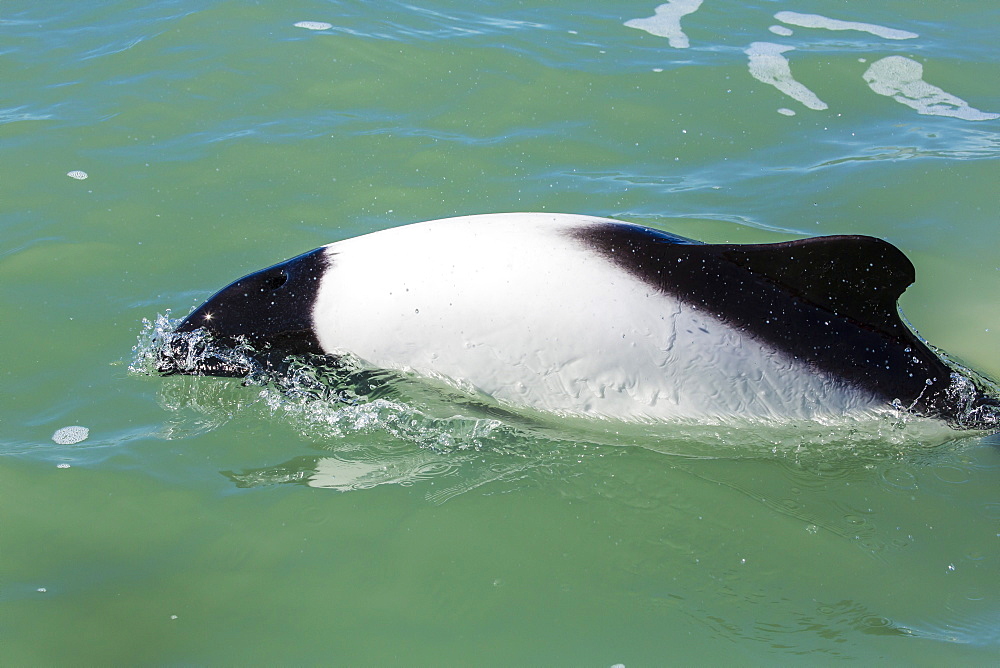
225,453 -> 459,491
223,450 -> 544,505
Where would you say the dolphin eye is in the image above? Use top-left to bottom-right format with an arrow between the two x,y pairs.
263,270 -> 288,291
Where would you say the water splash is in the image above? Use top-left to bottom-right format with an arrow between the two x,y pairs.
131,313 -> 992,466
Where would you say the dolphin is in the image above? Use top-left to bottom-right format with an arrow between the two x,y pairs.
156,213 -> 998,428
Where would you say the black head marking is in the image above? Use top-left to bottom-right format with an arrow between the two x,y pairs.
159,247 -> 330,375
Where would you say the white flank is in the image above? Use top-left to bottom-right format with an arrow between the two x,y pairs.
311,213 -> 879,422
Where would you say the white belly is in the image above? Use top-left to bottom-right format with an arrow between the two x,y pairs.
311,214 -> 881,421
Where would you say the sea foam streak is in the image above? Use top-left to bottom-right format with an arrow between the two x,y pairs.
624,0 -> 703,49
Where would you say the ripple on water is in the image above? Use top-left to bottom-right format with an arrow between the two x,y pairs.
930,464 -> 972,485
878,464 -> 918,491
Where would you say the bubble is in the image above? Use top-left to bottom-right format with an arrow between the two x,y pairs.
52,426 -> 89,445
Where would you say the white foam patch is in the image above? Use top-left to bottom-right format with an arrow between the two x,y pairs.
52,425 -> 89,445
66,170 -> 88,180
863,56 -> 1000,121
745,42 -> 828,111
777,107 -> 796,116
624,0 -> 703,49
294,21 -> 332,31
769,25 -> 793,37
775,11 -> 917,40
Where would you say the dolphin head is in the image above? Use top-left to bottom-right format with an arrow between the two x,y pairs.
157,247 -> 330,377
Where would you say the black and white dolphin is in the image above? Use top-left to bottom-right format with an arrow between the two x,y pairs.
157,213 -> 998,428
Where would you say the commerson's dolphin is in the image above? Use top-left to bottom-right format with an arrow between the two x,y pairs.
157,213 -> 999,428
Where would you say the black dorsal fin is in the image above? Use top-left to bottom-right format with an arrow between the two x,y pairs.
569,222 -> 969,419
719,235 -> 915,338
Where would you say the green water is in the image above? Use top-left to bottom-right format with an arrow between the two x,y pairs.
3,1 -> 1000,664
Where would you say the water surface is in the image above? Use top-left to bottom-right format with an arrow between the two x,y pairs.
2,1 -> 1000,663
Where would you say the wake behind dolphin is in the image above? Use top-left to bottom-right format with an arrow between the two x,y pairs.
155,213 -> 1000,429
